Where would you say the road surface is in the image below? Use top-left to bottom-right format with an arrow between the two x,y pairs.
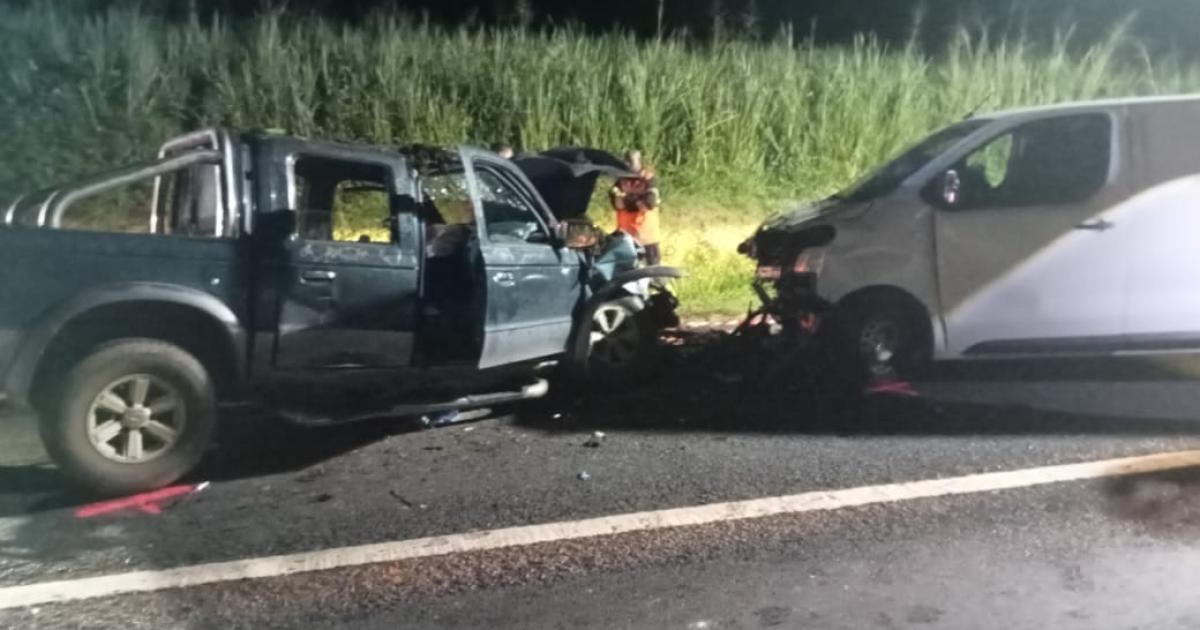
2,340 -> 1200,628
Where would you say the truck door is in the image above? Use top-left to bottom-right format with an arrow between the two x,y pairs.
269,148 -> 421,369
934,112 -> 1128,356
462,151 -> 584,369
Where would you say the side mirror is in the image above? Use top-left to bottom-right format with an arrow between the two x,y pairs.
923,169 -> 963,209
935,169 -> 962,208
255,209 -> 297,243
557,219 -> 603,250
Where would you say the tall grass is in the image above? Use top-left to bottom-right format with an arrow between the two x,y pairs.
3,3 -> 1199,312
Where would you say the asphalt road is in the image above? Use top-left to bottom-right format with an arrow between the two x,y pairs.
3,335 -> 1200,628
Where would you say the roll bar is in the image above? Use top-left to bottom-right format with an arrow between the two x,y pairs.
47,150 -> 223,229
148,128 -> 238,237
1,128 -> 238,234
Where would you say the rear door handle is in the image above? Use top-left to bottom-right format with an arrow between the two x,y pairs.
300,269 -> 337,283
1074,218 -> 1115,232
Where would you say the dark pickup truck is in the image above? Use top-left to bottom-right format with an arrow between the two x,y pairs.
0,129 -> 679,495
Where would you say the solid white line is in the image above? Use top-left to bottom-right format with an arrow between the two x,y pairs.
3,449 -> 1200,610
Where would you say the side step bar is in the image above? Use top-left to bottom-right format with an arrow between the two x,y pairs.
280,379 -> 550,427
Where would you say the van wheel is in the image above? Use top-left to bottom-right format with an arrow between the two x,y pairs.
585,297 -> 656,384
40,339 -> 216,497
824,297 -> 930,384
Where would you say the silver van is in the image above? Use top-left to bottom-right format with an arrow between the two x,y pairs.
743,94 -> 1200,378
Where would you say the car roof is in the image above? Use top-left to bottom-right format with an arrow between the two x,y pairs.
976,93 -> 1200,121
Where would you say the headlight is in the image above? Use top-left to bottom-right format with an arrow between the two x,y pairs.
793,248 -> 827,275
755,265 -> 782,280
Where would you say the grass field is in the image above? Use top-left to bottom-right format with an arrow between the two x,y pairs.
3,3 -> 1199,313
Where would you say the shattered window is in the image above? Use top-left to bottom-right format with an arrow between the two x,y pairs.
475,168 -> 547,244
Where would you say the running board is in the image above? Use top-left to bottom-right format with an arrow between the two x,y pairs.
279,378 -> 550,427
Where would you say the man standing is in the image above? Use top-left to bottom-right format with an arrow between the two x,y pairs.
609,149 -> 663,265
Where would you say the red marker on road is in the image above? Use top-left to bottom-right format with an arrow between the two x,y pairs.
866,380 -> 920,397
74,482 -> 209,518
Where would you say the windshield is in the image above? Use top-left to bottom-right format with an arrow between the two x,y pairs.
840,119 -> 989,201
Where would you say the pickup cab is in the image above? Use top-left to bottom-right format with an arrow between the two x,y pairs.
0,129 -> 680,495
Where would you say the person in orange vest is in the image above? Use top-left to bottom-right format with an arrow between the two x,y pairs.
609,149 -> 663,265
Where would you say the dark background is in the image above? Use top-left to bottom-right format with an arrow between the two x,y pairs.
29,0 -> 1200,56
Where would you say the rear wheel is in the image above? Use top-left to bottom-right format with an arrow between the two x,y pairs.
40,339 -> 216,496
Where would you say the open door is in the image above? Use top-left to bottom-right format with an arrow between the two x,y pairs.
461,150 -> 584,369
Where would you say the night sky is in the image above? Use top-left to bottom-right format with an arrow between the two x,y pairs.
50,0 -> 1200,56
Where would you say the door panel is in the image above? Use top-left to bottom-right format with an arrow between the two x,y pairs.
463,154 -> 582,369
264,147 -> 421,370
275,240 -> 420,368
477,242 -> 581,368
936,112 -> 1128,356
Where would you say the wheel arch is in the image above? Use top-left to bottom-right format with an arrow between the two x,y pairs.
6,283 -> 246,412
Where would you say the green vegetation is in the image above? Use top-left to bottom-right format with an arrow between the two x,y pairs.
2,3 -> 1198,313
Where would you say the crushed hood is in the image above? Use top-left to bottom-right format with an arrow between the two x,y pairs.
760,196 -> 870,231
514,148 -> 637,220
742,196 -> 869,263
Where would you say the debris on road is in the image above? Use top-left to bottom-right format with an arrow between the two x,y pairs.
311,493 -> 333,504
583,431 -> 606,448
578,471 -> 591,481
389,489 -> 416,509
74,482 -> 209,518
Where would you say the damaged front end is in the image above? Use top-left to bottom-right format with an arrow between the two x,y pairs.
736,209 -> 839,340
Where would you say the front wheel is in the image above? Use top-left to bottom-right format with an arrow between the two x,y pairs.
40,339 -> 217,496
823,298 -> 930,384
584,297 -> 656,384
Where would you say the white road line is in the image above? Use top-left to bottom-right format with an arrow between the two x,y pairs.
3,449 -> 1200,610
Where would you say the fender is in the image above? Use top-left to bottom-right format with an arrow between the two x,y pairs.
3,282 -> 247,407
566,265 -> 684,372
590,265 -> 685,305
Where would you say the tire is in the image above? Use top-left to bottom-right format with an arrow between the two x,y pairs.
39,339 -> 217,497
822,296 -> 930,385
583,296 -> 657,385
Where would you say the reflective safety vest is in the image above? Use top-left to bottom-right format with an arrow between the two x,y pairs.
611,169 -> 662,245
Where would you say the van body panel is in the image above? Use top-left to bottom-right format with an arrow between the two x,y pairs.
1122,98 -> 1200,345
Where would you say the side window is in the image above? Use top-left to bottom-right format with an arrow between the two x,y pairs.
964,134 -> 1011,188
475,168 -> 547,244
293,156 -> 393,244
954,114 -> 1111,209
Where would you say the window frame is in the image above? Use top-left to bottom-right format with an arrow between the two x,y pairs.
286,152 -> 400,246
469,158 -> 554,245
934,111 -> 1117,211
